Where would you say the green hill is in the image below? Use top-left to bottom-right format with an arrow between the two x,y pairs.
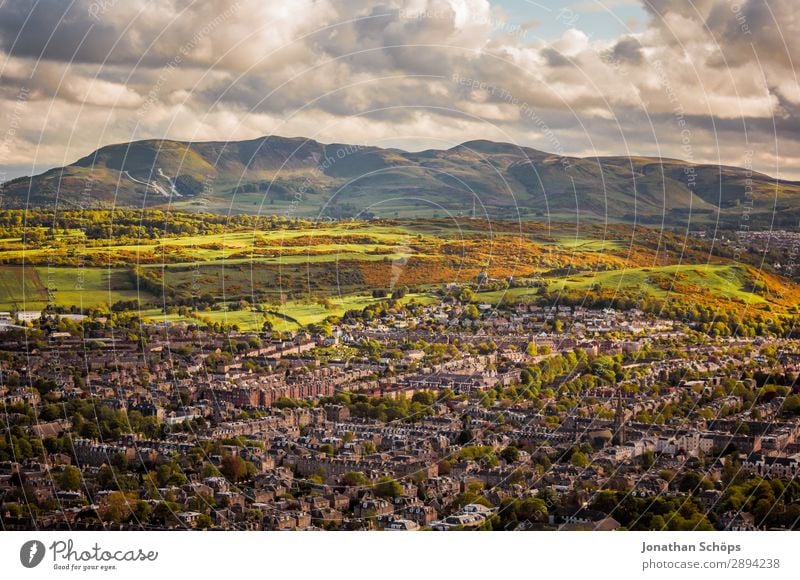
3,136 -> 799,227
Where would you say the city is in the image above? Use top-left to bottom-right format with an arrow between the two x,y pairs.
2,258 -> 799,531
1,0 -> 799,576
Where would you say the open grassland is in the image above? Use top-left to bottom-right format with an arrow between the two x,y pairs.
0,266 -> 48,309
139,292 -> 436,332
3,221 -> 644,269
267,292 -> 437,326
479,263 -> 799,313
0,266 -> 158,310
1,218 -> 798,321
42,267 -> 149,309
544,264 -> 760,301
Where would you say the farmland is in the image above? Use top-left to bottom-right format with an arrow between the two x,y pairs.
479,263 -> 799,314
0,266 -> 48,308
0,266 -> 149,311
0,211 -> 796,326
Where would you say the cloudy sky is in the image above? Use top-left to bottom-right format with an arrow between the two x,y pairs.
0,0 -> 798,181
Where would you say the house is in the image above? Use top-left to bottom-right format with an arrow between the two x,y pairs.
311,507 -> 344,526
430,512 -> 487,530
429,503 -> 495,530
16,311 -> 42,323
404,504 -> 437,525
741,453 -> 800,479
177,511 -> 203,528
549,507 -> 620,531
354,498 -> 393,519
384,518 -> 419,531
718,511 -> 757,531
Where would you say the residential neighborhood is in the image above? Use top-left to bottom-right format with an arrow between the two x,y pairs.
2,294 -> 799,531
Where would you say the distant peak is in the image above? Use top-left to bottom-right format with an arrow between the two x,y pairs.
452,140 -> 547,156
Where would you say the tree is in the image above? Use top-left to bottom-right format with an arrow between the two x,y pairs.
102,491 -> 132,523
783,394 -> 800,417
677,471 -> 711,493
411,390 -> 435,406
500,445 -> 520,464
59,465 -> 82,491
537,487 -> 559,510
111,452 -> 128,471
342,471 -> 368,487
515,497 -> 548,522
196,514 -> 214,529
80,422 -> 101,440
457,428 -> 473,445
374,476 -> 403,498
570,450 -> 588,468
220,454 -> 246,482
650,515 -> 667,530
391,286 -> 408,300
459,288 -> 476,303
131,500 -> 152,524
152,502 -> 183,526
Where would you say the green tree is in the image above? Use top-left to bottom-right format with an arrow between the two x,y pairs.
59,465 -> 82,491
374,476 -> 403,498
500,445 -> 520,464
570,450 -> 588,468
515,497 -> 548,522
196,514 -> 214,529
131,500 -> 152,524
342,471 -> 368,487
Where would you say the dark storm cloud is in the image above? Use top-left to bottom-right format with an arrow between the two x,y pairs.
705,0 -> 799,69
0,0 -> 797,178
0,0 -> 139,64
540,47 -> 572,68
608,36 -> 643,65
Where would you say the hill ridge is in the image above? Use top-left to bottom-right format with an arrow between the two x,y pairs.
3,135 -> 797,227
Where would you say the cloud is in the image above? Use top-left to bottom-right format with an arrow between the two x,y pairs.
0,0 -> 798,180
607,36 -> 644,65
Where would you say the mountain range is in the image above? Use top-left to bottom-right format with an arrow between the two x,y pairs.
3,136 -> 798,227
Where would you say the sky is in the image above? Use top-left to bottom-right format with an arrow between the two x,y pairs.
0,0 -> 798,181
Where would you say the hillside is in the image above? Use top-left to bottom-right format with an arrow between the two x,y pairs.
1,213 -> 798,333
3,136 -> 799,227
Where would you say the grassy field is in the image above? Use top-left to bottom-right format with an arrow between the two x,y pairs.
268,292 -> 436,326
139,292 -> 436,331
478,263 -> 796,311
0,224 -> 420,263
0,265 -> 158,310
546,237 -> 627,251
139,308 -> 270,332
545,264 -> 765,303
43,267 -> 149,309
0,266 -> 48,309
1,219 -> 798,322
